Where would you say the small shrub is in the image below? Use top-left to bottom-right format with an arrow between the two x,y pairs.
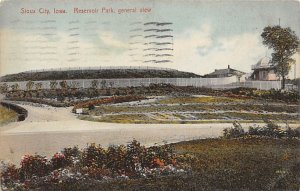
51,153 -> 68,170
223,121 -> 245,138
0,162 -> 19,188
224,120 -> 300,139
62,146 -> 81,165
19,154 -> 50,180
81,143 -> 107,168
284,126 -> 300,138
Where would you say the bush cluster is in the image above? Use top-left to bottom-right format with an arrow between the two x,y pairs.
0,140 -> 187,190
222,88 -> 300,103
223,120 -> 300,139
72,95 -> 145,112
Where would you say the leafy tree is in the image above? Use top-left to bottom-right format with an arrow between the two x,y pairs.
26,81 -> 34,91
0,83 -> 8,93
50,81 -> 58,90
70,81 -> 79,89
91,80 -> 99,89
100,80 -> 107,89
11,83 -> 19,91
59,80 -> 68,89
261,26 -> 299,89
35,82 -> 43,90
109,81 -> 115,88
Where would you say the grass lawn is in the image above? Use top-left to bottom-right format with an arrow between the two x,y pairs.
169,138 -> 300,190
158,96 -> 247,104
84,95 -> 299,124
0,106 -> 17,125
28,137 -> 300,191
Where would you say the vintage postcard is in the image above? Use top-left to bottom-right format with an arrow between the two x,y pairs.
0,0 -> 299,190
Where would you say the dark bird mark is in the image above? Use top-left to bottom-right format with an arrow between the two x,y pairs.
156,29 -> 173,32
70,34 -> 80,36
156,22 -> 173,26
144,42 -> 158,45
155,42 -> 173,45
144,22 -> 158,25
155,54 -> 173,57
143,54 -> 156,57
144,42 -> 173,46
155,48 -> 174,51
144,29 -> 159,32
143,60 -> 157,63
156,35 -> 173,38
155,60 -> 172,63
145,35 -> 158,38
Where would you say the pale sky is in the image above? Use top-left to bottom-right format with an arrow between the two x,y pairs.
0,0 -> 299,78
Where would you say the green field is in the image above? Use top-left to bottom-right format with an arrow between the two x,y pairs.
84,96 -> 300,124
0,106 -> 17,125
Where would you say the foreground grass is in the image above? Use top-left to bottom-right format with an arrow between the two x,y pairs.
0,106 -> 17,125
171,138 -> 300,190
18,137 -> 299,191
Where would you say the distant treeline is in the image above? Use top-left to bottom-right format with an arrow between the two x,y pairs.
0,69 -> 202,82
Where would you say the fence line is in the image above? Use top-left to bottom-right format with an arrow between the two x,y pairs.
0,77 -> 284,91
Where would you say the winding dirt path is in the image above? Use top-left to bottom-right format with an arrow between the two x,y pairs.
0,102 -> 299,165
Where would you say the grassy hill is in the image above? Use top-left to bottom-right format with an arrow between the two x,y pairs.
0,68 -> 201,82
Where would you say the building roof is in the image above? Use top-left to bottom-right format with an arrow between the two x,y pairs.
251,57 -> 275,70
204,65 -> 245,78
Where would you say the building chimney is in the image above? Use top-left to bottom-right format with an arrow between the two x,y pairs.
228,65 -> 230,69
